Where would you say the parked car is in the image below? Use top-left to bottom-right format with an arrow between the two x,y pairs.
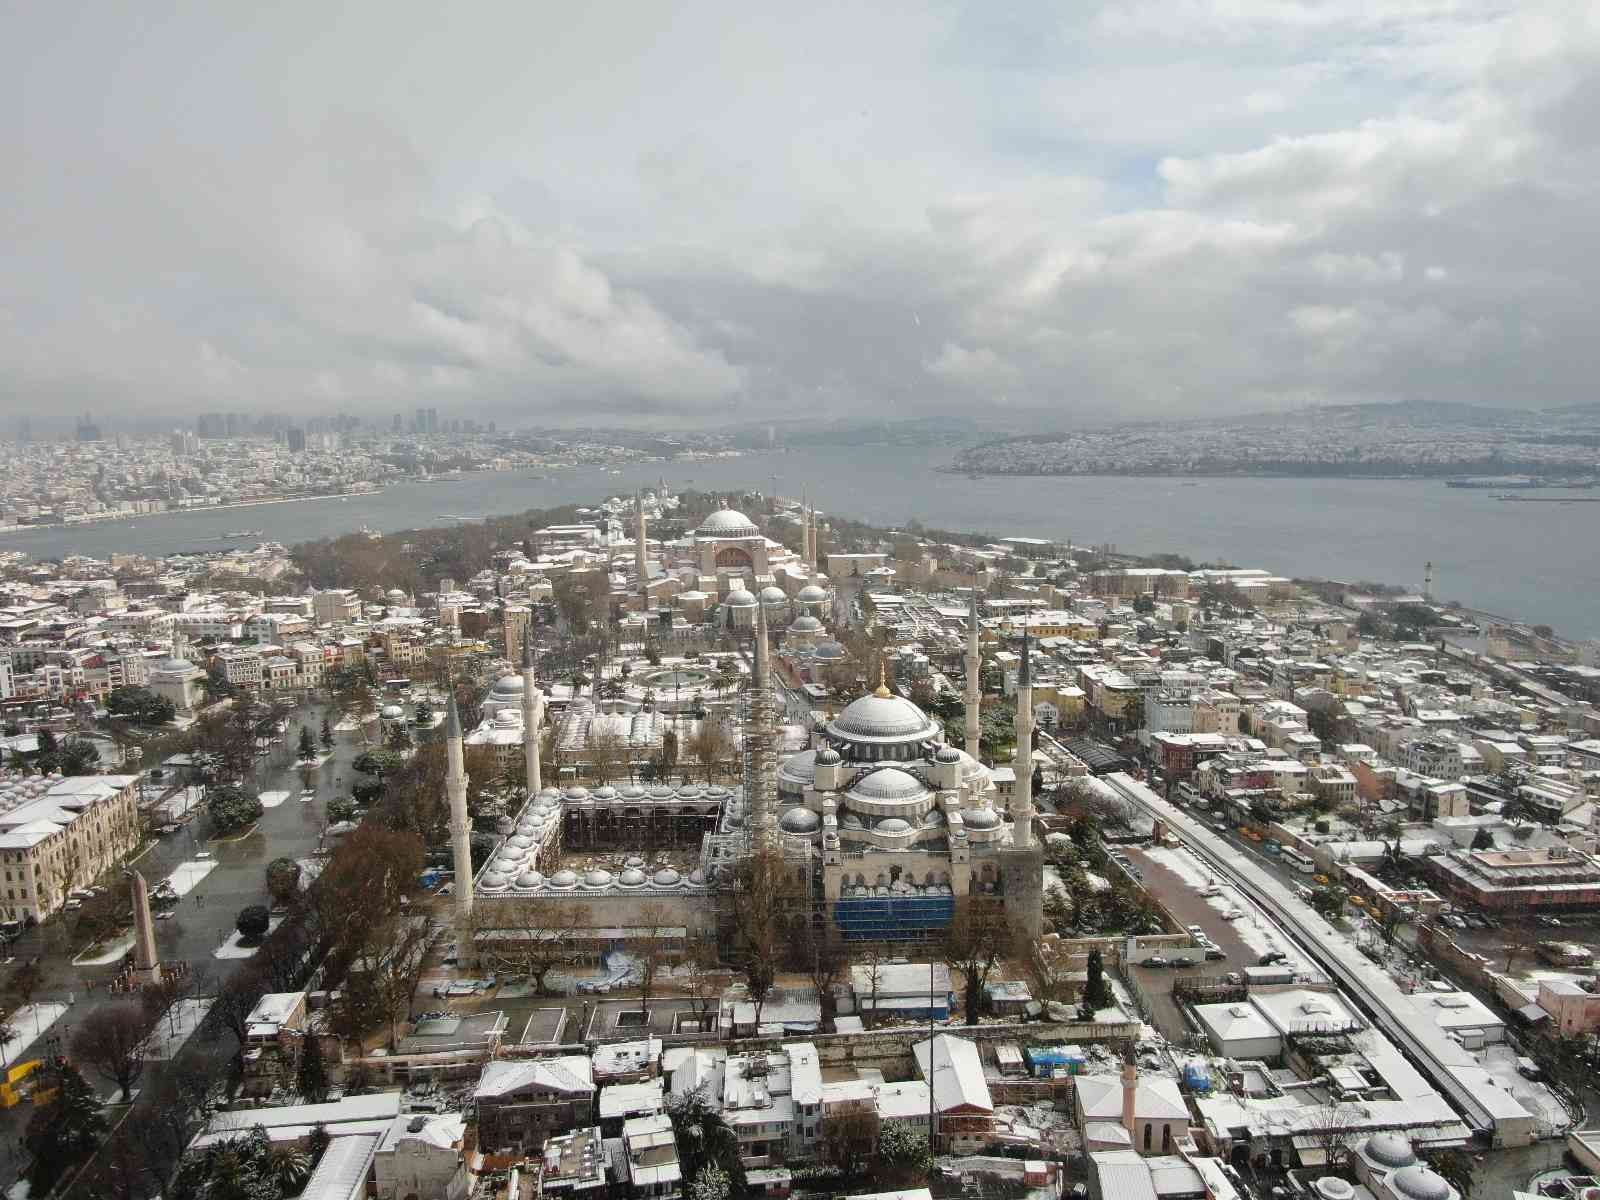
1258,951 -> 1287,966
1170,955 -> 1196,968
1140,955 -> 1169,968
1205,947 -> 1227,961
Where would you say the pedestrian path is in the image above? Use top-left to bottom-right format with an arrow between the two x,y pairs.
164,859 -> 218,897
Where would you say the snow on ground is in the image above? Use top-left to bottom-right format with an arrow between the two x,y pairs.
145,998 -> 214,1060
156,787 -> 204,820
213,917 -> 284,959
73,933 -> 135,966
1144,846 -> 1215,891
258,790 -> 291,809
165,859 -> 218,897
1482,1043 -> 1573,1137
295,856 -> 326,885
1143,846 -> 1299,966
0,1003 -> 68,1063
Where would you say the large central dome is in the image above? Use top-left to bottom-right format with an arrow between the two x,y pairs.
826,692 -> 942,743
697,508 -> 760,537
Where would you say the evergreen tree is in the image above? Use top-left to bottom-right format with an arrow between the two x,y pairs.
297,1033 -> 330,1103
25,1063 -> 108,1194
297,725 -> 317,763
319,714 -> 334,749
1080,947 -> 1111,1017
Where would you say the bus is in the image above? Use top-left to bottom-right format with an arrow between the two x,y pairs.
1281,846 -> 1316,875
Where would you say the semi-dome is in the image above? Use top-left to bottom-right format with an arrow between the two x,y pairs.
827,692 -> 941,743
1389,1165 -> 1451,1200
877,817 -> 912,833
797,584 -> 828,602
849,767 -> 930,801
724,587 -> 757,608
963,807 -> 1000,829
1363,1132 -> 1416,1170
780,807 -> 821,833
698,508 -> 760,537
815,747 -> 841,766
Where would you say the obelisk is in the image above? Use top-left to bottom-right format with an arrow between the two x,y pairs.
130,870 -> 162,986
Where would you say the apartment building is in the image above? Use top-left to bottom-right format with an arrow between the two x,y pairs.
313,589 -> 362,626
473,1056 -> 595,1155
0,774 -> 140,921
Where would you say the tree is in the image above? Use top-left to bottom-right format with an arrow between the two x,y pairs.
1301,1102 -> 1363,1172
71,1001 -> 151,1102
170,1125 -> 279,1200
632,901 -> 673,1013
351,748 -> 403,780
236,904 -> 271,945
1080,947 -> 1111,1016
296,1031 -> 330,1103
878,1122 -> 933,1185
688,1163 -> 730,1200
265,857 -> 302,905
587,727 -> 628,784
326,795 -> 360,823
1424,1149 -> 1473,1198
666,1086 -> 745,1194
319,714 -> 334,749
106,686 -> 177,726
728,849 -> 797,1027
942,895 -> 1011,1025
680,943 -> 723,1032
206,783 -> 263,835
296,725 -> 317,763
688,720 -> 731,783
475,900 -> 583,995
856,944 -> 889,1029
308,824 -> 423,951
58,736 -> 103,776
25,1062 -> 108,1195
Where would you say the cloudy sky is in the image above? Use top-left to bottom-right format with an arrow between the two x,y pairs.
4,1 -> 1596,430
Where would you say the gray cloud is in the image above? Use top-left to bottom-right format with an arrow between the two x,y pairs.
2,0 -> 1594,429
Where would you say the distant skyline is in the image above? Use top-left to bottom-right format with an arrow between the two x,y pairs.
5,2 -> 1597,427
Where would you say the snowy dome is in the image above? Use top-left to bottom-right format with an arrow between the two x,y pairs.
934,745 -> 962,763
491,856 -> 521,873
538,787 -> 562,801
1363,1133 -> 1416,1170
618,868 -> 647,887
797,584 -> 828,602
1389,1165 -> 1451,1200
654,868 -> 682,886
549,869 -> 578,888
790,615 -> 823,633
386,587 -> 407,601
481,871 -> 509,890
963,807 -> 1000,830
877,817 -> 912,833
593,786 -> 618,800
490,674 -> 524,696
583,869 -> 613,888
849,767 -> 930,801
815,747 -> 841,766
381,704 -> 404,719
564,786 -> 589,800
515,871 -> 544,889
780,807 -> 821,834
811,641 -> 846,660
779,750 -> 817,788
724,587 -> 757,608
698,508 -> 760,537
687,868 -> 707,886
759,586 -> 787,604
620,785 -> 647,799
827,691 -> 939,743
507,834 -> 534,849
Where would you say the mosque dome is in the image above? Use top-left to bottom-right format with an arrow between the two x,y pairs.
481,871 -> 509,890
698,508 -> 760,537
620,785 -> 647,799
564,786 -> 590,801
583,869 -> 613,888
827,692 -> 940,743
704,785 -> 730,798
849,767 -> 930,801
507,834 -> 534,849
654,868 -> 682,886
759,586 -> 787,605
1389,1165 -> 1451,1200
491,856 -> 522,874
618,868 -> 647,887
381,704 -> 404,719
386,587 -> 407,601
779,750 -> 817,788
922,808 -> 946,826
1364,1133 -> 1416,1170
877,818 -> 912,834
815,747 -> 841,766
549,869 -> 578,888
490,674 -> 524,696
725,588 -> 757,608
812,641 -> 846,661
538,787 -> 562,801
963,807 -> 1000,830
797,584 -> 828,602
593,786 -> 619,800
934,745 -> 962,764
790,615 -> 823,633
515,871 -> 544,889
780,807 -> 821,834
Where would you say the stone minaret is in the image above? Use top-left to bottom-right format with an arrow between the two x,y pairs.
521,638 -> 543,796
965,584 -> 982,758
635,490 -> 649,603
806,507 -> 818,575
129,870 -> 161,986
744,601 -> 778,852
445,696 -> 476,966
1011,625 -> 1035,850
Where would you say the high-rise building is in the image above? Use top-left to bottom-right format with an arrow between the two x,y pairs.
285,428 -> 307,453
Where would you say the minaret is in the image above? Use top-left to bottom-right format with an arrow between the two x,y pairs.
129,870 -> 161,986
445,696 -> 476,966
521,638 -> 543,796
965,584 -> 982,758
744,601 -> 777,853
1011,625 -> 1035,849
635,490 -> 649,604
1423,560 -> 1434,602
806,508 -> 818,575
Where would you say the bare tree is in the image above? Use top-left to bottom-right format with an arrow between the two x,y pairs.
941,896 -> 1011,1025
728,848 -> 799,1027
855,945 -> 890,1030
475,900 -> 583,994
587,728 -> 627,785
1301,1103 -> 1364,1171
71,1001 -> 151,1101
793,921 -> 847,1025
632,901 -> 674,1013
688,721 -> 731,783
680,941 -> 723,1033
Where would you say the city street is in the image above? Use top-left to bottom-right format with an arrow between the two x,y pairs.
0,698 -> 374,1188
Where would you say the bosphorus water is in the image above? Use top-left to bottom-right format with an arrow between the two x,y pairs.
3,445 -> 1595,638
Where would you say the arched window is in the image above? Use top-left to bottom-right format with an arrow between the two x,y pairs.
1162,1126 -> 1172,1152
1143,1124 -> 1152,1151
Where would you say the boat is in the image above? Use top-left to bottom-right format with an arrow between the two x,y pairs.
221,529 -> 263,538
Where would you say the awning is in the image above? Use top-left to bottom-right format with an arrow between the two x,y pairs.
1516,1003 -> 1551,1024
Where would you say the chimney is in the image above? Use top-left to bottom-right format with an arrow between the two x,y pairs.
1121,1058 -> 1138,1135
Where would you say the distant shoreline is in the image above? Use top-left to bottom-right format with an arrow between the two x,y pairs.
937,466 -> 1593,482
0,488 -> 386,538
